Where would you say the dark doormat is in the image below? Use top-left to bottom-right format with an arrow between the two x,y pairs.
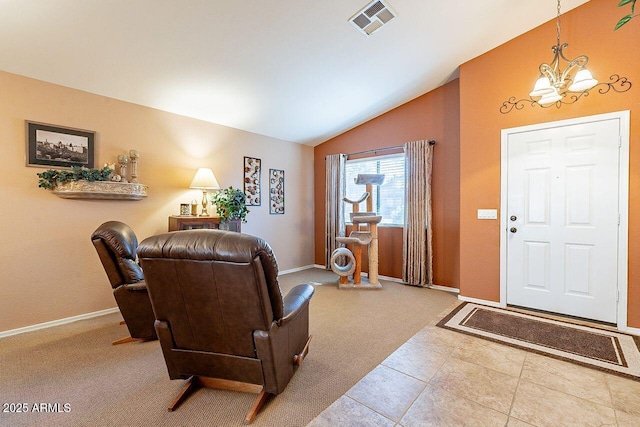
437,302 -> 640,381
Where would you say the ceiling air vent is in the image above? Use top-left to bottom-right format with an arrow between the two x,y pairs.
349,0 -> 396,37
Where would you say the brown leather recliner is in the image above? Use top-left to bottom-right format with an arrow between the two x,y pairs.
91,221 -> 157,345
137,229 -> 314,424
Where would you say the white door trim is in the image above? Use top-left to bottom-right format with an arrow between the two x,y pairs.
500,111 -> 630,330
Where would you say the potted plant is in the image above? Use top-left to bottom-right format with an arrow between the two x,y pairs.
212,186 -> 249,224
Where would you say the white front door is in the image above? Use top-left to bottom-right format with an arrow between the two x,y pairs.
504,116 -> 622,323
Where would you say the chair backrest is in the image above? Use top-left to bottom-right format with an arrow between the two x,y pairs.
91,221 -> 144,289
137,229 -> 284,358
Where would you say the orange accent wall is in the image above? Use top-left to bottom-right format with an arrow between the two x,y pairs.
314,80 -> 460,287
459,0 -> 640,326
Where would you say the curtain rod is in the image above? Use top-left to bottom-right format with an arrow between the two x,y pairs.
346,140 -> 436,157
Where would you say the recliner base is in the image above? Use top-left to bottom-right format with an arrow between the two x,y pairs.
111,335 -> 154,346
168,376 -> 270,424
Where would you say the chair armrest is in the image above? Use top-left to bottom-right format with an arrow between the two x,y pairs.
121,281 -> 148,292
278,284 -> 314,326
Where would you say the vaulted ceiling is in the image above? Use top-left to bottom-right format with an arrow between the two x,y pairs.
0,0 -> 589,145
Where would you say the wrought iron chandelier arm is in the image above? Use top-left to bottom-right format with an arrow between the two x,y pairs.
561,54 -> 589,84
539,63 -> 557,85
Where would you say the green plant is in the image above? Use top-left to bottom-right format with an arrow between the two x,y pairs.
37,165 -> 112,189
616,0 -> 637,29
212,186 -> 249,223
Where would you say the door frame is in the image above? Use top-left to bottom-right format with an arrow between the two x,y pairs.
499,111 -> 630,330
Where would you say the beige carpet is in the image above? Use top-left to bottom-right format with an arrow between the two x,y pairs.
1,268 -> 456,427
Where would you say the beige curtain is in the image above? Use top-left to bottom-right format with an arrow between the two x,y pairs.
403,140 -> 434,286
325,154 -> 347,268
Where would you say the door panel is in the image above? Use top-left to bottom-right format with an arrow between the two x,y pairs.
506,119 -> 620,323
523,241 -> 549,290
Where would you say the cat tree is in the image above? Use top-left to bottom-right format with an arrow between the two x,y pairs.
330,174 -> 384,289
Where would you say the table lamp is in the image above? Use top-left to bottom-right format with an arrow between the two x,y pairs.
189,168 -> 220,216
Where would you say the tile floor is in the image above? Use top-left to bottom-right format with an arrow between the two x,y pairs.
307,303 -> 640,427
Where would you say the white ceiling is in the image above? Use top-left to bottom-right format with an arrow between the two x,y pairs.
0,0 -> 589,146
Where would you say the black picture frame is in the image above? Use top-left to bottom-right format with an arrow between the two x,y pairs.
26,121 -> 95,168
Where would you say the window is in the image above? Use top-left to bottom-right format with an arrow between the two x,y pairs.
344,153 -> 405,225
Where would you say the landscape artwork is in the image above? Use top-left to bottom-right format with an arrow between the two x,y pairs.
27,121 -> 94,168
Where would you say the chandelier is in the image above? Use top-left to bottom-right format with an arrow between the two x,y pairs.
500,0 -> 631,114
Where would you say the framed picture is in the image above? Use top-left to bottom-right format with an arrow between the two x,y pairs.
244,156 -> 261,206
27,121 -> 95,168
269,169 -> 284,215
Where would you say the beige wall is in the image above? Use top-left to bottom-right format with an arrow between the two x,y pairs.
0,71 -> 314,333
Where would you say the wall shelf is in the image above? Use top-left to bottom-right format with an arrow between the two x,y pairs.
52,181 -> 148,200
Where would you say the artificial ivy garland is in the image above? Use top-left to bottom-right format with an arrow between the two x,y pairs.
37,166 -> 113,190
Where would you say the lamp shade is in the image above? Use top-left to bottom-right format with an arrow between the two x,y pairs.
529,75 -> 554,97
568,68 -> 598,92
189,168 -> 220,189
538,88 -> 562,106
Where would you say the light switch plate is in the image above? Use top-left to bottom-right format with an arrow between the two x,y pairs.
477,209 -> 498,220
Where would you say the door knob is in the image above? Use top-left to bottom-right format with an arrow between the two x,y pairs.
510,215 -> 517,221
510,227 -> 517,233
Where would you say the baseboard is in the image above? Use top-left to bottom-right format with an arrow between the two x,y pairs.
369,272 -> 402,283
0,307 -> 120,339
625,326 -> 640,337
457,295 -> 502,308
310,266 -> 461,293
361,272 -> 460,293
427,284 -> 460,294
279,265 -> 317,275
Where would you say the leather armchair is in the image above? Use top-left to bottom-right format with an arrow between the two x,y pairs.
91,221 -> 157,345
137,229 -> 314,424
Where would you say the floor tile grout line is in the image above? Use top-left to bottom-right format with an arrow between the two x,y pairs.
426,381 -> 512,418
520,353 -> 617,410
417,347 -> 515,420
506,350 -> 526,420
516,376 -> 619,418
394,381 -> 428,425
341,395 -> 398,425
380,359 -> 445,384
605,374 -> 621,426
343,392 -> 413,425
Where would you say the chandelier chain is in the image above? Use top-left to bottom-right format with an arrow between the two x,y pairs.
556,0 -> 561,47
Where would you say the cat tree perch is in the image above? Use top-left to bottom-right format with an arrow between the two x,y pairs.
330,174 -> 384,289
